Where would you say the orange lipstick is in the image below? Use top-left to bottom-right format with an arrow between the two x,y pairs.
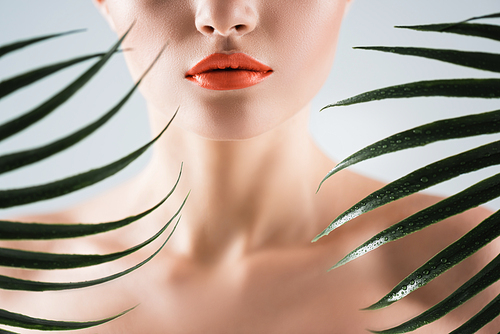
185,53 -> 273,90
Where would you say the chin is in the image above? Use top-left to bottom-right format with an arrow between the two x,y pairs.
175,100 -> 282,141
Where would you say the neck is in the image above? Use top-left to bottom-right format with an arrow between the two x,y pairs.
138,104 -> 334,262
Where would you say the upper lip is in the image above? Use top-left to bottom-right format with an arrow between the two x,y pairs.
185,53 -> 273,76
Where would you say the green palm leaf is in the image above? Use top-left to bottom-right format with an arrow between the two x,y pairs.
320,12 -> 500,333
0,307 -> 131,331
0,109 -> 174,209
0,166 -> 182,240
0,25 -> 181,331
364,206 -> 500,309
0,51 -> 109,100
322,78 -> 500,109
317,109 -> 500,190
396,23 -> 500,42
0,30 -> 84,58
0,43 -> 160,176
0,203 -> 184,291
354,47 -> 500,73
314,140 -> 500,241
0,26 -> 130,142
449,294 -> 500,334
0,199 -> 174,270
369,254 -> 500,334
331,176 -> 500,272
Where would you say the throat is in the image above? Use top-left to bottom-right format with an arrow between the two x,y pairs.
144,106 -> 329,260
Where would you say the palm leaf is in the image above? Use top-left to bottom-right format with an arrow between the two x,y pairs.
354,47 -> 500,73
0,51 -> 110,100
0,194 -> 175,270
321,78 -> 500,108
396,23 -> 500,42
0,26 -> 180,331
319,12 -> 500,333
0,26 -> 130,143
0,30 -> 84,58
0,203 -> 184,292
0,109 -> 174,209
314,141 -> 500,241
449,293 -> 500,334
0,44 -> 159,176
0,307 -> 132,331
317,109 -> 500,189
0,166 -> 182,240
331,177 -> 500,272
369,254 -> 500,334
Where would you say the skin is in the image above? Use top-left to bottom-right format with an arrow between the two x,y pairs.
2,0 -> 499,333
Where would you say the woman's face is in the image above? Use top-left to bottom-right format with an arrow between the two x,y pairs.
95,0 -> 349,140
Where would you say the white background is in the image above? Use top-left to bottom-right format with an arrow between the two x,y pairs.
0,0 -> 499,217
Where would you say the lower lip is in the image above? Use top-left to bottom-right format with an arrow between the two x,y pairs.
186,70 -> 272,90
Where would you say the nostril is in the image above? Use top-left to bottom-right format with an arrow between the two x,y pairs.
202,26 -> 215,34
200,24 -> 247,36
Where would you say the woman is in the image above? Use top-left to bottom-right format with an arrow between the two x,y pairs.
3,0 -> 499,333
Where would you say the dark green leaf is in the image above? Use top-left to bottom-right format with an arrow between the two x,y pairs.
0,52 -> 107,100
0,307 -> 131,331
322,79 -> 500,109
0,196 -> 172,270
0,195 -> 185,291
362,208 -> 500,309
0,82 -> 130,175
0,26 -> 131,142
449,293 -> 500,334
354,47 -> 500,73
428,13 -> 500,31
396,23 -> 500,42
369,254 -> 500,334
435,12 -> 500,32
318,109 -> 500,190
0,164 -> 182,240
0,328 -> 17,334
0,109 -> 176,209
462,12 -> 500,21
313,140 -> 500,241
0,30 -> 84,58
0,42 -> 162,176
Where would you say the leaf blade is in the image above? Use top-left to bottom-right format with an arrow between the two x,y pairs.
0,41 -> 162,176
0,30 -> 84,58
322,79 -> 500,109
449,293 -> 500,334
354,47 -> 500,73
0,172 -> 181,270
0,307 -> 131,331
0,109 -> 175,209
396,23 -> 500,42
0,52 -> 107,101
369,254 -> 500,334
314,140 -> 500,241
332,176 -> 500,272
0,26 -> 131,142
0,193 -> 186,291
318,109 -> 500,189
0,164 -> 182,240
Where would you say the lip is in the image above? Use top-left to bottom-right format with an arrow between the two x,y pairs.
185,53 -> 273,90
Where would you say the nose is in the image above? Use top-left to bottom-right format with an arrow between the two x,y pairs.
195,0 -> 258,37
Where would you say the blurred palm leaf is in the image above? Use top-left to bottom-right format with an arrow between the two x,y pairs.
0,28 -> 180,332
316,13 -> 500,333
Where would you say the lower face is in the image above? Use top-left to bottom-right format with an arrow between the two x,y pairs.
102,0 -> 348,140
